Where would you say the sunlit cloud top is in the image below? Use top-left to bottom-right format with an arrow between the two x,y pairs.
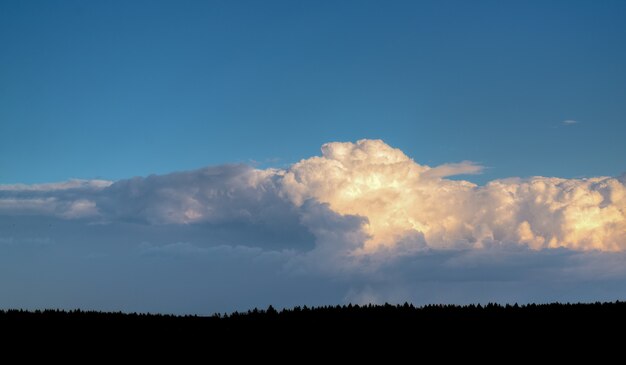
282,140 -> 626,252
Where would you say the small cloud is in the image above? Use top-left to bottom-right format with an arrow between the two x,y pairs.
422,161 -> 484,179
562,120 -> 579,125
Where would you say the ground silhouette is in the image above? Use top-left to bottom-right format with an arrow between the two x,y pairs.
2,301 -> 625,351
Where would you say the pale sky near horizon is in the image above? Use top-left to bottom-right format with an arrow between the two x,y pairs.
1,1 -> 626,314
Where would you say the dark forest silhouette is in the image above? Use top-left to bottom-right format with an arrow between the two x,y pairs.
4,301 -> 626,325
3,302 -> 625,350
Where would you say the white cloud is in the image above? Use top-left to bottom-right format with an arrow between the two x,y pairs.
421,161 -> 484,178
2,139 -> 624,253
1,139 -> 625,313
0,179 -> 112,192
281,139 -> 626,251
562,119 -> 579,125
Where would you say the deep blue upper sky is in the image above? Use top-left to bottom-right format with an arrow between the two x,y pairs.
1,0 -> 625,184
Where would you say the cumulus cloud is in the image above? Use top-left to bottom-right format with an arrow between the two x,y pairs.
1,139 -> 625,313
281,139 -> 626,251
96,165 -> 283,225
2,139 -> 625,253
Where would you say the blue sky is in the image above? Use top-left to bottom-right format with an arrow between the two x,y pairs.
1,0 -> 625,184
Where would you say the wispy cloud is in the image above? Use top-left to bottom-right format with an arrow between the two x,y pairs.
562,119 -> 579,125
